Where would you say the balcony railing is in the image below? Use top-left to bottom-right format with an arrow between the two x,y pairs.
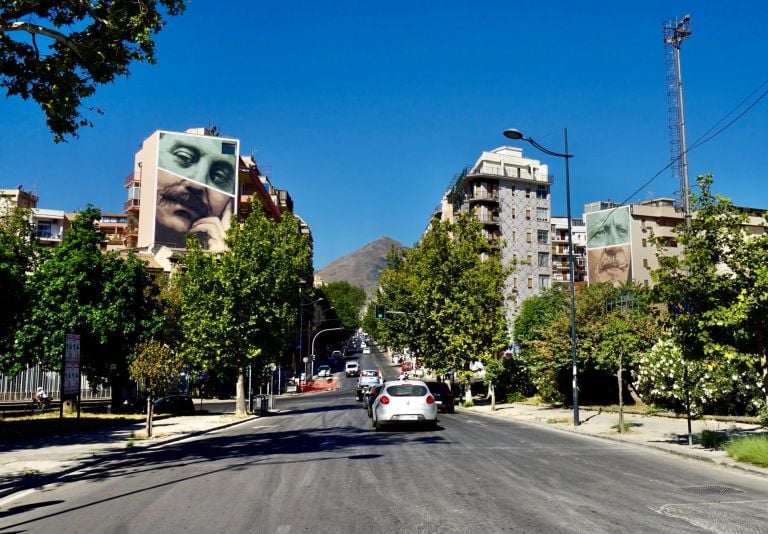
468,190 -> 499,202
124,198 -> 140,212
124,172 -> 138,187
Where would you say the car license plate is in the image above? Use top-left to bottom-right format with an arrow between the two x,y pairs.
399,415 -> 418,421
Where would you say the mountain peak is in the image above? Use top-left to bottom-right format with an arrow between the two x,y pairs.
316,237 -> 406,299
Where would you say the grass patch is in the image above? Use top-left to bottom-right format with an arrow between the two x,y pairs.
462,400 -> 474,408
1,412 -> 145,443
505,391 -> 527,403
546,417 -> 571,424
126,440 -> 134,448
724,435 -> 768,467
698,429 -> 728,449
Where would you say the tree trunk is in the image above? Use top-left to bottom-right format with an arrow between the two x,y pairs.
627,380 -> 645,406
464,383 -> 473,406
617,352 -> 624,434
490,383 -> 496,411
235,364 -> 247,416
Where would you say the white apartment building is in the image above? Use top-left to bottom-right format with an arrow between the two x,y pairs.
441,145 -> 552,340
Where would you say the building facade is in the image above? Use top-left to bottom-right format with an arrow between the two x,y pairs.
550,215 -> 587,286
441,145 -> 553,340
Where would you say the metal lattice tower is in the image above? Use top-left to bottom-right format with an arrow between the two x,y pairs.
664,15 -> 692,220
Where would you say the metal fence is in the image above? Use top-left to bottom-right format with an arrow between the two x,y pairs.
0,365 -> 110,401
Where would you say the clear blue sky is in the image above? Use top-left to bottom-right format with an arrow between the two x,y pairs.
2,1 -> 767,270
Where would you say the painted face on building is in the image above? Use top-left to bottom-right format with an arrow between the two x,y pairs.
158,133 -> 237,195
155,169 -> 232,251
588,245 -> 631,284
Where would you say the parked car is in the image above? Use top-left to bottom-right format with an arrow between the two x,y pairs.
153,394 -> 195,415
317,365 -> 331,377
345,361 -> 360,377
364,383 -> 385,417
371,380 -> 438,430
424,381 -> 455,413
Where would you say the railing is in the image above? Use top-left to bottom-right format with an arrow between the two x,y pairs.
124,198 -> 140,212
468,191 -> 500,202
124,172 -> 137,187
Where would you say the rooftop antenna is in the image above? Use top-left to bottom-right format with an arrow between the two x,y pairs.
663,14 -> 692,224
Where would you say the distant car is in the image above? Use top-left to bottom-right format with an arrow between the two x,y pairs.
345,361 -> 360,377
331,350 -> 342,359
356,370 -> 382,401
371,380 -> 438,430
153,394 -> 195,415
363,347 -> 371,355
424,381 -> 455,413
317,365 -> 331,377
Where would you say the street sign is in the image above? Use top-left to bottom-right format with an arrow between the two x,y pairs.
63,334 -> 81,396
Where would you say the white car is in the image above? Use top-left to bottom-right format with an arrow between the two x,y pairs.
363,347 -> 371,354
371,380 -> 438,431
317,365 -> 331,377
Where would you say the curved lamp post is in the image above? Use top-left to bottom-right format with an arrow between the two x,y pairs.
503,128 -> 579,427
311,327 -> 344,378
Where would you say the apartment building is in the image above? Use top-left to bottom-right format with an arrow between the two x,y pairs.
585,197 -> 766,287
123,127 -> 306,269
550,215 -> 587,286
441,145 -> 552,336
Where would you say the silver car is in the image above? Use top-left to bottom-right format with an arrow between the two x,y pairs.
371,380 -> 438,431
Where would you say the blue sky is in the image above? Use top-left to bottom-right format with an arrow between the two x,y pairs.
2,1 -> 767,270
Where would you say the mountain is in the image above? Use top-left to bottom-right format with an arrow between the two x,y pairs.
316,237 -> 406,299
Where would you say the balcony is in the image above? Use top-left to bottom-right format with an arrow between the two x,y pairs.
124,172 -> 138,187
468,190 -> 500,203
124,198 -> 140,212
474,214 -> 499,225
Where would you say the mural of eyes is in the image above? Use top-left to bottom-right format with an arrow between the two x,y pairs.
170,145 -> 200,168
208,161 -> 235,190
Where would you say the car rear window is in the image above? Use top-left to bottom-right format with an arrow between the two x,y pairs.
386,385 -> 428,397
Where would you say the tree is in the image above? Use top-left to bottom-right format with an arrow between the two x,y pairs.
129,340 -> 185,437
16,206 -> 162,409
177,205 -> 312,416
323,281 -> 366,333
652,174 -> 768,409
0,205 -> 41,374
377,214 -> 509,403
0,0 -> 186,142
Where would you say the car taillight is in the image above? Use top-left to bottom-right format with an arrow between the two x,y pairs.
380,396 -> 390,405
426,395 -> 435,405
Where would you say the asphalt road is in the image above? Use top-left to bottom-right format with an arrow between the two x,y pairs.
2,350 -> 768,533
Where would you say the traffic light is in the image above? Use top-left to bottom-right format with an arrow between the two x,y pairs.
375,305 -> 385,319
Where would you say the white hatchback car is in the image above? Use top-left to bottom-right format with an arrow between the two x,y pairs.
317,365 -> 331,377
371,380 -> 438,431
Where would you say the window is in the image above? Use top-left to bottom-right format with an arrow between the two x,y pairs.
536,207 -> 548,221
537,230 -> 549,245
525,208 -> 531,220
527,253 -> 533,265
642,238 -> 647,248
36,221 -> 52,239
538,252 -> 549,267
643,258 -> 649,268
536,185 -> 547,199
525,187 -> 531,198
526,230 -> 532,243
513,277 -> 518,289
539,275 -> 551,290
511,230 -> 516,243
511,207 -> 516,219
527,277 -> 533,289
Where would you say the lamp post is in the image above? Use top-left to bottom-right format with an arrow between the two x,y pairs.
503,128 -> 579,427
311,327 -> 344,377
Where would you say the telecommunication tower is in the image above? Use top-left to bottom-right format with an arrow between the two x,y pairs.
663,15 -> 692,221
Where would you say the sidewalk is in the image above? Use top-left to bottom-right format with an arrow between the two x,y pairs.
460,401 -> 768,478
0,411 -> 256,500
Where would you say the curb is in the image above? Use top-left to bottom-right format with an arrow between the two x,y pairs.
0,414 -> 259,501
457,406 -> 768,480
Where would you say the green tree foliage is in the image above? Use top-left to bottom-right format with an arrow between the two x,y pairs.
652,175 -> 768,407
0,205 -> 40,374
377,214 -> 509,395
176,205 -> 311,416
0,0 -> 186,141
129,340 -> 185,436
16,206 -> 162,405
323,280 -> 366,333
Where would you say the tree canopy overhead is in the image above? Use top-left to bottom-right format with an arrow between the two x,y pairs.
0,0 -> 186,142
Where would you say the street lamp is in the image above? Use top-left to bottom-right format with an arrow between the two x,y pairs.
311,327 -> 344,377
503,128 -> 579,427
